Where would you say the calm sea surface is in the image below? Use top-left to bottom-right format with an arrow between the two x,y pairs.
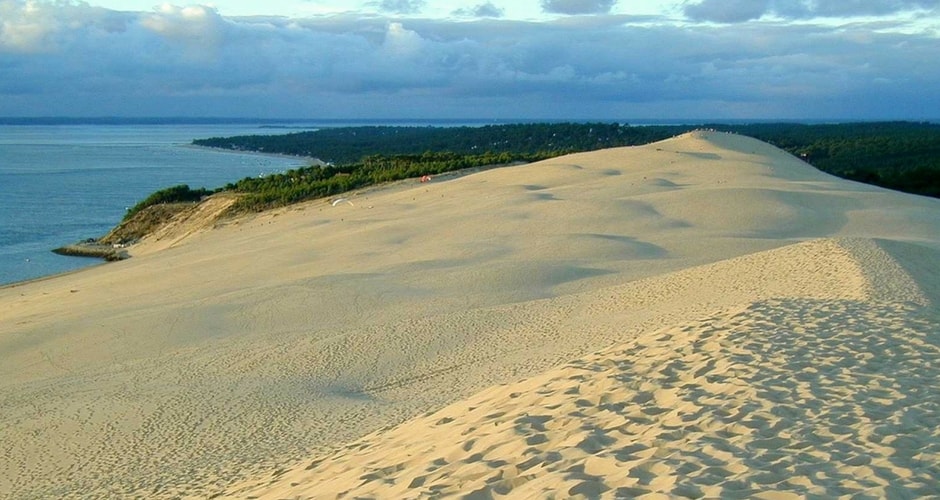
0,124 -> 314,286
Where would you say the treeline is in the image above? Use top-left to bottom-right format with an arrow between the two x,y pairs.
703,121 -> 940,198
222,151 -> 548,213
185,122 -> 694,215
124,184 -> 213,220
159,121 -> 940,220
193,122 -> 690,165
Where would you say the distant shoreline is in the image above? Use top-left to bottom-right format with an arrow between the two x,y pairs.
182,143 -> 323,167
5,117 -> 936,128
0,117 -> 324,126
0,117 -> 549,126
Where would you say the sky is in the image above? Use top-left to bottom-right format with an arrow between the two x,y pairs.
1,0 -> 939,120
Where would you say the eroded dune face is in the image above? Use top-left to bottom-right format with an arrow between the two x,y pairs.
1,131 -> 938,499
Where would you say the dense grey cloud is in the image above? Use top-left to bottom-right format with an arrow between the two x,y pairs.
541,0 -> 617,15
0,0 -> 938,119
683,0 -> 940,22
373,0 -> 427,15
682,0 -> 770,23
453,2 -> 505,18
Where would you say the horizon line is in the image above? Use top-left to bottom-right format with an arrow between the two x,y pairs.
2,116 -> 938,126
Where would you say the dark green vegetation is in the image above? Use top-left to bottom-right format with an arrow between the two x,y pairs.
705,122 -> 940,198
137,121 -> 939,219
222,151 -> 540,213
197,123 -> 700,213
193,123 -> 690,165
124,184 -> 213,221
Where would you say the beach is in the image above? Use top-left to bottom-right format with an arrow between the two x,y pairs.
1,131 -> 938,498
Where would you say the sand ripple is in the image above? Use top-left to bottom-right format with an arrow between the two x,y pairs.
229,297 -> 939,499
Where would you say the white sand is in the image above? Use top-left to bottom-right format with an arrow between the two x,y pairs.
1,131 -> 938,499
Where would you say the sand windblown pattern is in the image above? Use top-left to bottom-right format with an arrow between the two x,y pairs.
226,239 -> 940,499
1,132 -> 939,499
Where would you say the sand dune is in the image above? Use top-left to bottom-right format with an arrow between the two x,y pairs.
224,238 -> 940,499
1,131 -> 938,499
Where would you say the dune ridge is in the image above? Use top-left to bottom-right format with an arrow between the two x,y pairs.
1,131 -> 938,498
223,237 -> 940,499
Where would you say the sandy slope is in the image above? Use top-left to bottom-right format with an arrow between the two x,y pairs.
1,131 -> 938,499
225,238 -> 940,499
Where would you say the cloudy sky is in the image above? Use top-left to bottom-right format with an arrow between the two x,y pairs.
1,0 -> 938,120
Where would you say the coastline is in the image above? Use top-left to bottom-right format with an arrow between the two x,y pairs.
181,143 -> 324,167
52,240 -> 129,262
0,259 -> 109,290
0,124 -> 317,288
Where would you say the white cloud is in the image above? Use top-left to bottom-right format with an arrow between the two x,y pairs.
139,4 -> 229,59
382,21 -> 424,55
142,4 -> 224,37
0,1 -> 938,119
0,0 -> 123,53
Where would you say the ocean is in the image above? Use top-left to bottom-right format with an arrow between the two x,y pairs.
0,123 -> 316,286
